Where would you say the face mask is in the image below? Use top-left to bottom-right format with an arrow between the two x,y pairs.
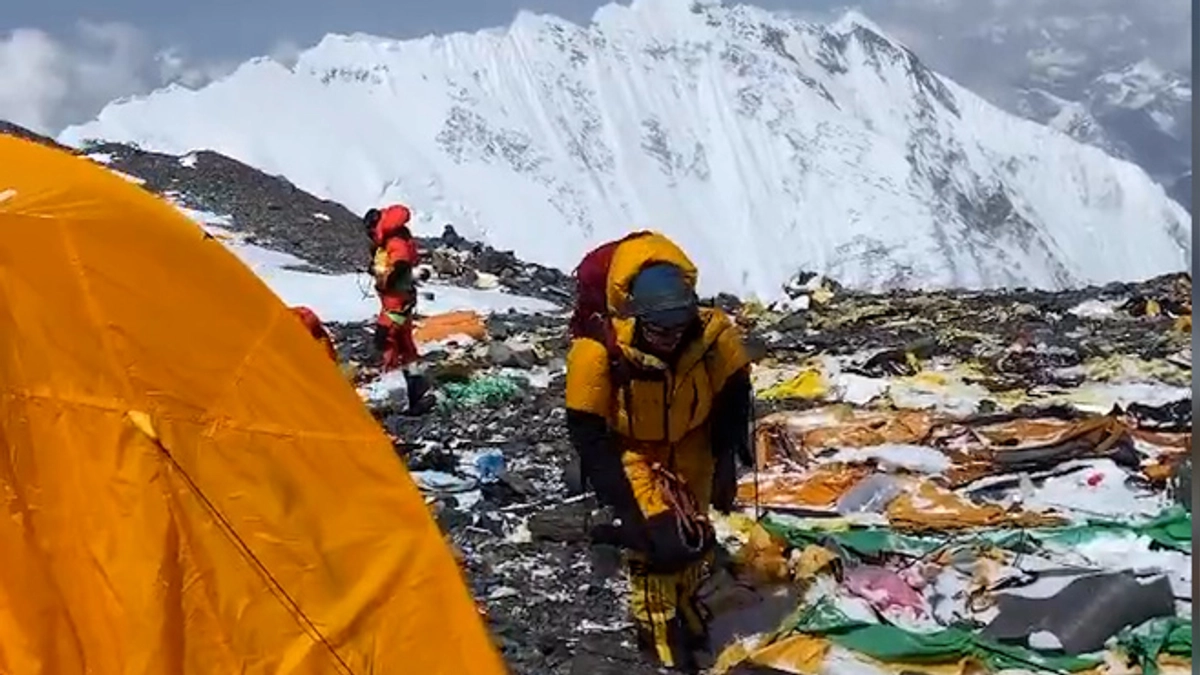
640,321 -> 687,353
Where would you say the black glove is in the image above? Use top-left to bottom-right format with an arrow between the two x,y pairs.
641,511 -> 715,574
711,449 -> 737,514
709,368 -> 753,512
589,518 -> 647,551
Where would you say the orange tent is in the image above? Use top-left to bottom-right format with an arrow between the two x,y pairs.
0,134 -> 507,675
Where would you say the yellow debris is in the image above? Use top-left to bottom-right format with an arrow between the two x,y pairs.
713,636 -> 767,674
746,634 -> 830,674
761,369 -> 829,400
792,544 -> 840,585
811,285 -> 835,305
734,524 -> 792,584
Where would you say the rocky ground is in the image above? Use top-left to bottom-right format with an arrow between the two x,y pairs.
74,136 -> 575,305
6,122 -> 1191,674
330,266 -> 1190,675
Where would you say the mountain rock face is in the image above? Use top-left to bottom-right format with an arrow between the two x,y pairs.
846,1 -> 1192,210
1014,59 -> 1192,208
59,0 -> 1190,300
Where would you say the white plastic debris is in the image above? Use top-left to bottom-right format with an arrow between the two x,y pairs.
1028,630 -> 1063,650
357,369 -> 410,412
1068,298 -> 1124,319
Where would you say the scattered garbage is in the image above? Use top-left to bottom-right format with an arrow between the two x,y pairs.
414,309 -> 489,345
709,272 -> 1192,675
334,265 -> 1191,675
439,373 -> 524,410
357,368 -> 410,413
982,571 -> 1176,655
474,449 -> 507,484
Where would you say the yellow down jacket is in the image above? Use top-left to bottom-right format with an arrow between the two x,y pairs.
565,232 -> 751,517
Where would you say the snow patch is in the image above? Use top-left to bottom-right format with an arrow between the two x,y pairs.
108,168 -> 144,185
176,204 -> 558,322
1023,459 -> 1168,521
1068,298 -> 1124,319
825,444 -> 951,475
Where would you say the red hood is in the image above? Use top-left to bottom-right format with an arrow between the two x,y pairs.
373,204 -> 412,244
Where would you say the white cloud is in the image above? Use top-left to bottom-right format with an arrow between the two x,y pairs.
0,21 -> 234,136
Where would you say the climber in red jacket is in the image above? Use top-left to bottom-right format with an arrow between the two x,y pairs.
363,204 -> 428,371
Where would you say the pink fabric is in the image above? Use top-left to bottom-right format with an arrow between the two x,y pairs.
843,565 -> 927,615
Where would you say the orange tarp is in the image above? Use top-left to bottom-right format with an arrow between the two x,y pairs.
414,310 -> 488,345
740,634 -> 829,673
943,416 -> 1133,486
886,482 -> 1064,532
802,410 -> 935,450
0,135 -> 506,675
755,407 -> 1179,493
754,408 -> 936,469
737,464 -> 871,510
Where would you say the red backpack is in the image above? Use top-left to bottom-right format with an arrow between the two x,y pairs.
568,231 -> 653,344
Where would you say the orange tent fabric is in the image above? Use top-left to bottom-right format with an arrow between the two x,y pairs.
0,135 -> 506,675
414,310 -> 488,345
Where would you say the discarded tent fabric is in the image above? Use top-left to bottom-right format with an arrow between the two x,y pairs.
414,309 -> 488,345
1115,617 -> 1192,675
785,598 -> 1103,673
0,134 -> 505,675
759,369 -> 829,401
981,572 -> 1176,655
759,508 -> 1192,561
988,507 -> 1193,553
737,464 -> 873,511
761,515 -> 943,558
717,634 -> 829,674
886,481 -> 1065,532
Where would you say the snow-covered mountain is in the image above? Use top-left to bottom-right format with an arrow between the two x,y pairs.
58,0 -> 1190,300
1015,60 -> 1192,207
829,1 -> 1192,211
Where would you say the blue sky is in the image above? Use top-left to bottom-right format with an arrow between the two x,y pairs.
0,0 -> 1188,136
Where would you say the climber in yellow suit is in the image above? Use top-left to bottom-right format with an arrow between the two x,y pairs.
565,232 -> 754,672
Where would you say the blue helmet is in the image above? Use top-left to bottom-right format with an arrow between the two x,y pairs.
627,263 -> 698,328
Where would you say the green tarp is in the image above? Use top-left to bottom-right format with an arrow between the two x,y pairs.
761,507 -> 1192,560
786,598 -> 1103,673
1115,617 -> 1192,675
761,515 -> 943,557
757,509 -> 1192,673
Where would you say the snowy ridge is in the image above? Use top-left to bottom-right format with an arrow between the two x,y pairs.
59,0 -> 1190,300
